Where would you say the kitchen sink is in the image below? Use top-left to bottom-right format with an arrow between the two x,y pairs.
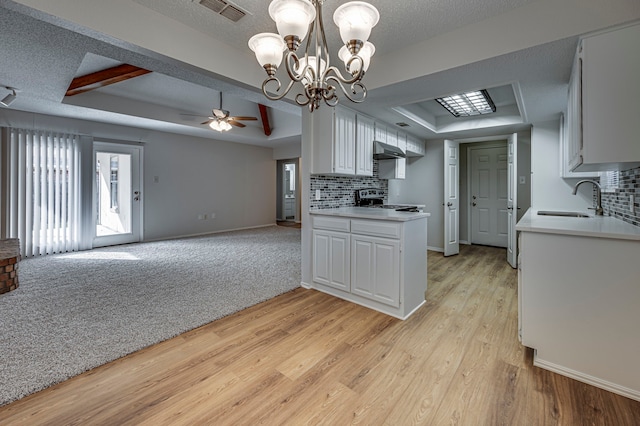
537,210 -> 590,218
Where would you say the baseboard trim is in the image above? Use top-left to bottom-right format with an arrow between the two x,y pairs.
533,354 -> 640,402
144,224 -> 278,243
427,246 -> 444,252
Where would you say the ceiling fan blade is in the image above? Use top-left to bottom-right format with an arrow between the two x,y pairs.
229,116 -> 258,121
201,119 -> 214,125
228,120 -> 246,128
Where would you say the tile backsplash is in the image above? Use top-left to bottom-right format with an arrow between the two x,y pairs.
601,166 -> 640,226
310,160 -> 388,209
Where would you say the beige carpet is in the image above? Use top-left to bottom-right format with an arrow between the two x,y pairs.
0,226 -> 301,406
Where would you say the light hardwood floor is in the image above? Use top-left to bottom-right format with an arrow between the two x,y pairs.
1,245 -> 639,425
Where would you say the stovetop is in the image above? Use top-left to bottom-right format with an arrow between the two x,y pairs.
355,188 -> 419,212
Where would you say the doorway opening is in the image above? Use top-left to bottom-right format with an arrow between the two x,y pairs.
276,159 -> 301,225
444,133 -> 530,268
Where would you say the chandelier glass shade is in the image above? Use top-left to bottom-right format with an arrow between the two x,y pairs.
248,0 -> 379,111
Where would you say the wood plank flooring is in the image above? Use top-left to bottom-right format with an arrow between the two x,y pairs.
1,244 -> 639,425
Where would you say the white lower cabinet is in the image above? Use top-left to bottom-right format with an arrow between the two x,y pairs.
312,230 -> 350,292
519,230 -> 640,400
351,234 -> 400,307
310,213 -> 428,319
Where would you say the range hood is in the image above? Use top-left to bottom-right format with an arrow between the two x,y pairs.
373,141 -> 406,160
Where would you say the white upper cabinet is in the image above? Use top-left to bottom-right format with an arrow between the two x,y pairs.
333,106 -> 357,175
567,23 -> 640,172
386,127 -> 398,147
378,127 -> 406,180
406,134 -> 426,157
356,115 -> 374,176
309,106 -> 376,176
374,122 -> 387,144
310,105 -> 356,175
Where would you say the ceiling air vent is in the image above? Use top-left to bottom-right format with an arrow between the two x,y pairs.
199,0 -> 247,23
395,122 -> 410,127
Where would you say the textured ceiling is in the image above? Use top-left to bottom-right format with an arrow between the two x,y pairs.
132,0 -> 537,58
2,0 -> 636,146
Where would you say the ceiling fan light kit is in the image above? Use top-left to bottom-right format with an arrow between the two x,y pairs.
248,0 -> 379,112
203,92 -> 258,132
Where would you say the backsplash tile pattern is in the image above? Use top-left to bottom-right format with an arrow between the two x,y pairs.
310,160 -> 388,209
601,166 -> 639,226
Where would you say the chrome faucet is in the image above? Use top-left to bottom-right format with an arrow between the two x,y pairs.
572,179 -> 603,216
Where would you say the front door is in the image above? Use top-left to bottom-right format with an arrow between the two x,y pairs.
93,142 -> 142,247
470,145 -> 508,247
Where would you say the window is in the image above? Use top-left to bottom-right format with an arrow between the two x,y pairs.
110,155 -> 119,210
600,170 -> 619,193
4,128 -> 81,256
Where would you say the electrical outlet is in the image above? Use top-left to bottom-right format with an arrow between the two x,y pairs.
519,176 -> 526,184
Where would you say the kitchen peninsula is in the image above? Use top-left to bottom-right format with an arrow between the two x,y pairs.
306,207 -> 429,319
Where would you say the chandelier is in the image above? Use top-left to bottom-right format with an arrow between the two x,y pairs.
248,0 -> 379,112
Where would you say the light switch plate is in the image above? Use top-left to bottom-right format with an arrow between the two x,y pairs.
519,176 -> 526,184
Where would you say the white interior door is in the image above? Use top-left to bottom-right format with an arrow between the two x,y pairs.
93,142 -> 142,248
443,139 -> 459,256
507,133 -> 518,268
470,145 -> 508,248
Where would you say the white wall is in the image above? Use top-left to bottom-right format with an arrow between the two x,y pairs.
143,131 -> 276,240
0,109 -> 276,243
273,141 -> 301,160
389,140 -> 445,251
531,119 -> 592,211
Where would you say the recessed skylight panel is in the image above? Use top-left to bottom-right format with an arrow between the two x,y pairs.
436,90 -> 496,117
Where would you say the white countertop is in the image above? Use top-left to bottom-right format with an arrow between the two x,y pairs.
310,207 -> 430,222
516,208 -> 640,241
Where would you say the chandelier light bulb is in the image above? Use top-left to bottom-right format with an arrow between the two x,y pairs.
248,33 -> 286,71
269,0 -> 316,43
339,41 -> 375,74
296,56 -> 327,86
333,1 -> 380,47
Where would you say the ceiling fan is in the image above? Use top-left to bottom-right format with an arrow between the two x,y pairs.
201,92 -> 257,132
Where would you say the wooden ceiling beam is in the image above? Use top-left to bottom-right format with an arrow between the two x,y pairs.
258,104 -> 272,136
65,64 -> 151,96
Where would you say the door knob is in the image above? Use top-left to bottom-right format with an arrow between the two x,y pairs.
447,202 -> 453,207
472,195 -> 477,200
472,202 -> 477,207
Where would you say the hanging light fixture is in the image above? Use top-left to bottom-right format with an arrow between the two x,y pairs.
248,0 -> 379,112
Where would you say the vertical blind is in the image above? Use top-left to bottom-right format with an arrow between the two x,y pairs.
6,128 -> 81,257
